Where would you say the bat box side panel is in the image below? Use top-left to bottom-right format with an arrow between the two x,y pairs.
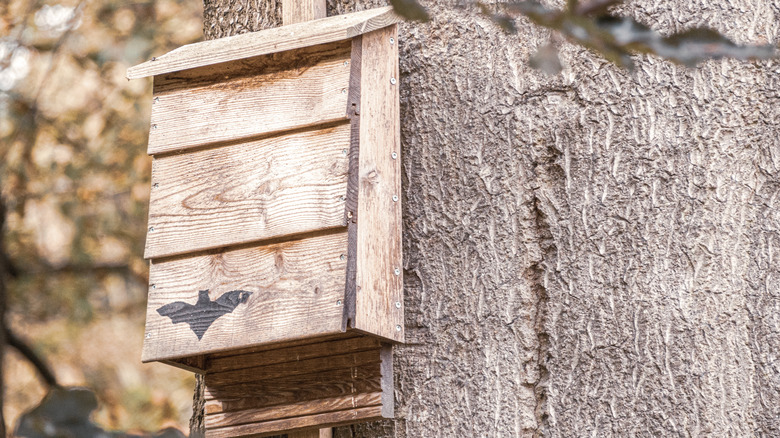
142,230 -> 349,362
203,335 -> 393,437
144,123 -> 350,259
148,40 -> 351,155
352,25 -> 404,343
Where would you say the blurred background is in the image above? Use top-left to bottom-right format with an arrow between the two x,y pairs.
1,0 -> 205,434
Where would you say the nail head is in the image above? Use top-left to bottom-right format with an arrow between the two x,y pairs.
390,77 -> 397,85
389,37 -> 395,45
395,301 -> 401,308
392,195 -> 399,202
394,268 -> 401,276
396,325 -> 402,331
340,254 -> 346,260
391,152 -> 398,159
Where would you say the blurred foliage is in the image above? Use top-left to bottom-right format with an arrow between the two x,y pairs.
393,0 -> 778,72
0,0 -> 202,434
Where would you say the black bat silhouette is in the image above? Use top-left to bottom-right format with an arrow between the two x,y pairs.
156,289 -> 252,340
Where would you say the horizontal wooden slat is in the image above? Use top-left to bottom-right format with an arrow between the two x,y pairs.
205,392 -> 381,429
127,7 -> 400,79
145,123 -> 351,259
207,350 -> 380,387
142,231 -> 348,362
148,42 -> 351,154
204,364 -> 382,408
205,406 -> 384,438
207,335 -> 381,374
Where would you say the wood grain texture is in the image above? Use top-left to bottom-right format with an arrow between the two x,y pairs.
145,123 -> 350,259
205,406 -> 383,438
353,25 -> 403,342
282,0 -> 325,25
206,392 -> 381,427
206,350 -> 381,388
127,7 -> 400,80
148,43 -> 350,154
204,364 -> 382,408
142,230 -> 348,362
202,338 -> 392,437
207,335 -> 381,374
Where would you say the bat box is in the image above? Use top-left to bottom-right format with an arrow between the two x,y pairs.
127,7 -> 402,436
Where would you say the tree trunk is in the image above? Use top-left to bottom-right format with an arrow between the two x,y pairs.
196,0 -> 780,436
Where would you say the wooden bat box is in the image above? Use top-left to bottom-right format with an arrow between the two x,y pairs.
127,8 -> 402,436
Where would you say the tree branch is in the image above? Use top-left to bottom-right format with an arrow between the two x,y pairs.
5,325 -> 58,388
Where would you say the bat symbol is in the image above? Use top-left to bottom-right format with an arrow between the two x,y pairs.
156,289 -> 252,340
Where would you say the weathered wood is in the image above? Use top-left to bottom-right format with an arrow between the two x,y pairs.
207,335 -> 381,374
204,365 -> 382,408
353,25 -> 403,342
289,429 -> 334,438
205,406 -> 383,438
145,123 -> 350,259
148,43 -> 350,154
342,35 -> 362,330
142,230 -> 348,362
282,0 -> 325,25
206,350 -> 380,388
206,393 -> 381,428
127,7 -> 400,80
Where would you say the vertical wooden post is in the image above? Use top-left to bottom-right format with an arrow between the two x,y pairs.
282,0 -> 326,24
281,3 -> 330,438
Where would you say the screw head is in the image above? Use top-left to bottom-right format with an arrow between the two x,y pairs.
145,333 -> 151,339
390,77 -> 397,85
389,37 -> 395,45
342,88 -> 347,94
340,254 -> 346,261
392,195 -> 399,202
151,284 -> 156,289
394,268 -> 401,276
152,183 -> 159,188
342,149 -> 348,155
391,152 -> 398,159
396,325 -> 402,331
344,60 -> 349,66
337,300 -> 342,305
395,301 -> 401,308
151,124 -> 157,130
148,226 -> 155,232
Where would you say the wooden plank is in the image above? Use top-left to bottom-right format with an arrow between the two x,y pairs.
205,392 -> 381,429
145,123 -> 351,259
142,230 -> 348,362
207,335 -> 381,374
127,7 -> 401,79
207,350 -> 380,388
205,406 -> 383,438
354,25 -> 404,342
204,364 -> 382,407
282,0 -> 325,25
148,43 -> 350,154
289,429 -> 333,438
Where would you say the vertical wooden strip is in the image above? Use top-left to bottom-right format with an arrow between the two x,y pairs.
343,36 -> 362,330
282,0 -> 325,25
282,6 -> 334,438
354,25 -> 404,342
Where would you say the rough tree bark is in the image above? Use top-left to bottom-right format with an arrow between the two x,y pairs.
195,0 -> 780,436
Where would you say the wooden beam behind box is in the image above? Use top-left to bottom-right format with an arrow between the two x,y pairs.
145,123 -> 350,259
142,230 -> 348,362
203,337 -> 392,438
126,7 -> 400,80
148,41 -> 351,155
352,25 -> 403,342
